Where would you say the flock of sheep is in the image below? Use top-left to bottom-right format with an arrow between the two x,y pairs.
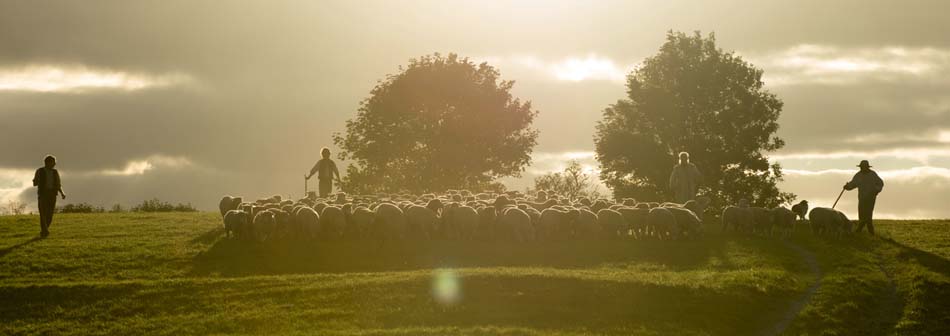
217,190 -> 851,244
722,199 -> 853,238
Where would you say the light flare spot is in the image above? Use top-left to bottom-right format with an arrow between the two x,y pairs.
432,268 -> 461,305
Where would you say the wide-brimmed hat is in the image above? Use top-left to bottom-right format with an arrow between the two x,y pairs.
857,160 -> 872,168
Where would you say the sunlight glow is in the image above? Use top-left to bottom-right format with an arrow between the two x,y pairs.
432,269 -> 460,305
551,55 -> 627,82
0,168 -> 34,210
0,65 -> 192,92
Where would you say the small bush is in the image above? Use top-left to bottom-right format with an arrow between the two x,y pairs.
131,198 -> 197,213
58,203 -> 105,214
109,204 -> 125,213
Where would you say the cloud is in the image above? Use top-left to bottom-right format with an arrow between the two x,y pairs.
748,45 -> 950,86
779,166 -> 950,219
97,155 -> 194,176
771,146 -> 950,165
0,64 -> 193,93
0,155 -> 199,212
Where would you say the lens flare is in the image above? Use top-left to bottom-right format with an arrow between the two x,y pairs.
432,269 -> 460,305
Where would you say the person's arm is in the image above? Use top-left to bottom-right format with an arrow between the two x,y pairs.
33,169 -> 40,187
669,168 -> 677,191
844,173 -> 859,190
55,170 -> 65,199
306,161 -> 319,180
872,171 -> 884,194
332,161 -> 341,181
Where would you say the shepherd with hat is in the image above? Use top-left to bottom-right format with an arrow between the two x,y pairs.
843,160 -> 884,234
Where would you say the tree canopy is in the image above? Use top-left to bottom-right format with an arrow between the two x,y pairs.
334,53 -> 538,193
594,31 -> 794,209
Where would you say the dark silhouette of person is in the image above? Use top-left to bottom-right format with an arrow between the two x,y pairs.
306,148 -> 341,198
669,152 -> 702,203
844,160 -> 883,235
32,155 -> 66,237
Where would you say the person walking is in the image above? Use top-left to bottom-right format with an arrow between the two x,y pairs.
669,151 -> 702,204
844,160 -> 884,235
32,155 -> 66,237
306,148 -> 342,198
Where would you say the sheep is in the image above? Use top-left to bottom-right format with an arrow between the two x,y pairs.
597,208 -> 627,239
219,196 -> 243,217
667,207 -> 703,238
537,208 -> 578,240
252,210 -> 276,242
590,199 -> 611,214
320,206 -> 346,239
683,196 -> 711,220
373,202 -> 407,241
750,207 -> 774,236
346,205 -> 375,239
771,207 -> 796,238
223,209 -> 249,238
525,199 -> 558,212
647,207 -> 678,239
271,209 -> 292,239
496,207 -> 534,242
405,204 -> 439,240
293,206 -> 320,239
791,200 -> 809,221
808,207 -> 852,238
535,190 -> 548,202
476,206 -> 497,241
256,195 -> 281,205
573,208 -> 601,239
721,206 -> 753,233
617,207 -> 650,238
442,203 -> 479,240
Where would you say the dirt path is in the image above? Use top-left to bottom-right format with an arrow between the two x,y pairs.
761,240 -> 823,336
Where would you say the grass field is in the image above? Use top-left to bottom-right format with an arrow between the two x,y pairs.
1,213 -> 948,335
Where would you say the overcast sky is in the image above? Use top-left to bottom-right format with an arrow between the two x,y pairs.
1,0 -> 948,218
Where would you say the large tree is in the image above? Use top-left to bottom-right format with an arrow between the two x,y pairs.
594,31 -> 794,209
334,53 -> 538,193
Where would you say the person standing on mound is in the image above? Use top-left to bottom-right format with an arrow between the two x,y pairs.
32,155 -> 66,238
306,147 -> 342,198
844,160 -> 884,235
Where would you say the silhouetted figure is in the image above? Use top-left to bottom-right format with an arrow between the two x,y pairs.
32,155 -> 66,237
669,152 -> 702,203
306,148 -> 341,198
844,160 -> 883,235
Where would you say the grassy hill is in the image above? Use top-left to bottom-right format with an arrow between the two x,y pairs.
1,213 -> 948,335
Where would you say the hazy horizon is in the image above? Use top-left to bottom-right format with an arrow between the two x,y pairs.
2,0 -> 949,219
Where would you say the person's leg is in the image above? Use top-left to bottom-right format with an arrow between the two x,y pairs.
38,195 -> 52,236
318,179 -> 331,198
47,195 -> 57,232
38,196 -> 48,235
865,196 -> 876,235
858,197 -> 872,234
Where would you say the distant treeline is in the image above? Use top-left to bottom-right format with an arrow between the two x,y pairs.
58,198 -> 197,214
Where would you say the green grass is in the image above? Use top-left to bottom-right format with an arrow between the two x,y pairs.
0,214 -> 948,335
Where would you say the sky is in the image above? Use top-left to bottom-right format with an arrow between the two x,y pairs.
1,0 -> 949,218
